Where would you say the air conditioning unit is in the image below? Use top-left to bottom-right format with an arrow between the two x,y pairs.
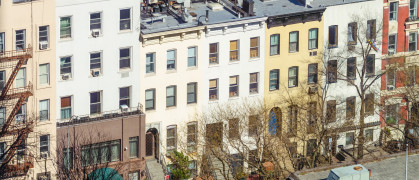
309,51 -> 317,56
61,73 -> 71,80
91,69 -> 100,77
39,41 -> 48,50
387,85 -> 395,91
388,49 -> 395,55
308,86 -> 318,94
91,29 -> 100,37
40,152 -> 48,159
120,104 -> 129,112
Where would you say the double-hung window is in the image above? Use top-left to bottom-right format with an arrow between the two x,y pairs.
209,79 -> 218,100
365,129 -> 374,142
250,37 -> 259,58
326,100 -> 336,123
387,67 -> 396,90
249,73 -> 258,93
60,17 -> 71,39
119,87 -> 130,107
167,50 -> 176,70
327,60 -> 337,83
60,56 -> 72,78
407,66 -> 417,87
229,76 -> 239,97
90,12 -> 101,31
0,142 -> 5,161
288,67 -> 298,87
90,91 -> 101,114
308,64 -> 318,84
187,122 -> 197,152
90,52 -> 101,71
120,48 -> 131,69
166,125 -> 177,153
0,107 -> 5,127
389,2 -> 398,21
289,31 -> 299,52
39,64 -> 49,85
347,58 -> 356,80
16,104 -> 26,123
146,53 -> 155,73
39,100 -> 49,121
270,34 -> 279,55
0,32 -> 4,53
386,104 -> 399,125
364,93 -> 374,116
129,137 -> 138,158
39,26 -> 49,49
145,89 -> 155,110
188,47 -> 197,67
308,28 -> 318,50
388,34 -> 396,55
328,25 -> 338,48
40,135 -> 50,156
288,106 -> 298,135
15,29 -> 25,51
0,71 -> 4,91
409,32 -> 417,52
346,132 -> 354,146
166,86 -> 176,107
120,8 -> 131,30
61,96 -> 72,119
209,43 -> 218,64
16,68 -> 26,88
346,96 -> 356,120
366,54 -> 375,76
367,20 -> 376,40
348,23 -> 357,45
410,0 -> 418,19
187,83 -> 197,104
230,40 -> 239,61
269,69 -> 279,90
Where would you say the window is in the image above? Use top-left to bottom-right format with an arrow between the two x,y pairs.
17,141 -> 25,163
60,17 -> 71,39
270,34 -> 279,55
269,69 -> 279,90
145,89 -> 155,110
288,67 -> 298,88
249,73 -> 258,93
389,2 -> 398,21
188,47 -> 197,67
16,29 -> 25,51
365,129 -> 373,142
60,56 -> 72,76
120,48 -> 131,69
229,76 -> 239,97
345,132 -> 354,146
209,43 -> 218,64
39,64 -> 49,85
90,12 -> 101,30
327,60 -> 337,83
308,28 -> 318,49
347,58 -> 356,80
306,139 -> 317,156
328,25 -> 338,48
120,8 -> 131,30
366,54 -> 375,76
16,68 -> 26,88
39,26 -> 49,49
39,100 -> 49,121
90,91 -> 101,114
16,104 -> 26,123
166,86 -> 176,107
0,32 -> 4,53
386,104 -> 399,125
61,96 -> 71,119
146,53 -> 155,73
119,87 -> 130,107
346,97 -> 356,120
388,34 -> 396,55
63,148 -> 73,170
129,172 -> 139,180
229,118 -> 239,139
209,79 -> 218,100
364,93 -> 374,116
326,100 -> 336,123
409,32 -> 417,52
250,37 -> 259,58
288,106 -> 298,135
407,66 -> 417,87
90,52 -> 101,71
187,83 -> 197,104
387,68 -> 396,89
307,102 -> 316,133
167,50 -> 176,70
40,135 -> 50,156
0,71 -> 4,91
81,140 -> 121,166
348,22 -> 357,45
289,31 -> 299,52
410,0 -> 417,18
167,126 -> 177,153
0,142 -> 5,161
129,137 -> 138,158
367,20 -> 376,40
308,63 -> 318,84
249,115 -> 258,137
230,40 -> 239,61
0,107 -> 5,127
187,122 -> 197,152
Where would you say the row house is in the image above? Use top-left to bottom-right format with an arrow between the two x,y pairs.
0,0 -> 57,179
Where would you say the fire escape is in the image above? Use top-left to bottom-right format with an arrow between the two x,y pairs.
0,45 -> 34,177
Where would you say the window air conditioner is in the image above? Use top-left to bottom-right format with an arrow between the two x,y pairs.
39,41 -> 48,50
91,69 -> 100,77
40,152 -> 48,159
91,29 -> 100,37
387,85 -> 395,91
308,86 -> 318,94
388,49 -> 395,55
120,104 -> 129,112
61,73 -> 71,80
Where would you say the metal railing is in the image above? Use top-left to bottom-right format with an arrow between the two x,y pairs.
1,82 -> 34,100
0,46 -> 32,62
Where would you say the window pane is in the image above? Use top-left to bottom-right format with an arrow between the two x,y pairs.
290,32 -> 297,42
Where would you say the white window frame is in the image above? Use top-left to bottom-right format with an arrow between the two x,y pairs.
145,89 -> 155,110
60,16 -> 72,39
120,8 -> 131,31
60,96 -> 72,119
15,29 -> 25,51
188,47 -> 197,67
410,0 -> 418,19
389,2 -> 398,21
16,68 -> 26,88
167,49 -> 176,70
90,91 -> 102,115
119,47 -> 131,69
345,132 -> 355,146
388,34 -> 397,55
229,76 -> 239,97
90,12 -> 102,31
0,32 -> 4,53
39,99 -> 49,121
146,52 -> 155,73
39,63 -> 49,85
250,37 -> 259,58
409,32 -> 417,52
39,134 -> 50,156
90,51 -> 102,71
39,26 -> 49,49
119,86 -> 130,107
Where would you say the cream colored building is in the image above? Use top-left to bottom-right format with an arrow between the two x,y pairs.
0,0 -> 56,179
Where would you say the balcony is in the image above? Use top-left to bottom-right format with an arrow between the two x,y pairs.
0,83 -> 33,101
0,46 -> 32,63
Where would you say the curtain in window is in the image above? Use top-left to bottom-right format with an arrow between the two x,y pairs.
129,137 -> 138,158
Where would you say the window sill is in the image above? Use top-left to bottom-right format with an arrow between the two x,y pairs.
166,69 -> 177,74
145,72 -> 156,77
166,106 -> 177,110
288,51 -> 299,54
88,34 -> 104,39
187,66 -> 198,71
58,78 -> 73,82
249,57 -> 260,61
228,96 -> 239,100
118,68 -> 132,73
145,108 -> 156,112
208,99 -> 218,104
208,64 -> 219,68
37,48 -> 52,53
187,102 -> 197,106
119,29 -> 132,34
269,88 -> 279,91
59,38 -> 73,42
248,93 -> 259,97
328,46 -> 338,49
270,54 -> 280,56
288,86 -> 298,88
37,84 -> 52,90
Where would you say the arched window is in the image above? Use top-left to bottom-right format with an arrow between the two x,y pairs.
269,107 -> 282,136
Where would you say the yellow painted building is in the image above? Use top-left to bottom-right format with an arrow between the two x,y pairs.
264,10 -> 325,155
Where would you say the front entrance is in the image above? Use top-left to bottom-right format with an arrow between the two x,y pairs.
146,128 -> 159,160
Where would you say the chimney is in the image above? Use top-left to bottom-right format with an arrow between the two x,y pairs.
243,0 -> 254,16
205,10 -> 209,22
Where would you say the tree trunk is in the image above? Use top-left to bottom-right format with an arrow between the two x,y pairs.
358,98 -> 365,159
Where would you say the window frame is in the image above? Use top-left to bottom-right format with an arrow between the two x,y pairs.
119,47 -> 131,69
328,25 -> 338,48
229,76 -> 239,97
39,99 -> 49,121
146,52 -> 155,73
364,93 -> 375,116
230,40 -> 239,61
39,63 -> 50,85
327,60 -> 337,83
410,0 -> 418,19
386,104 -> 399,125
308,28 -> 318,50
0,71 -> 4,91
366,54 -> 375,76
209,43 -> 218,64
119,86 -> 130,107
347,57 -> 356,80
229,118 -> 240,140
209,79 -> 218,100
249,73 -> 258,94
365,129 -> 374,142
39,26 -> 49,49
326,100 -> 337,123
60,56 -> 72,76
39,134 -> 50,156
0,32 -> 5,53
288,106 -> 298,135
345,132 -> 355,146
288,66 -> 298,88
248,115 -> 258,137
187,82 -> 197,104
348,22 -> 357,45
250,37 -> 259,58
120,8 -> 132,31
16,103 -> 26,123
90,91 -> 102,115
145,89 -> 155,110
166,86 -> 177,107
346,96 -> 356,120
90,12 -> 102,31
269,69 -> 279,90
270,34 -> 280,56
389,2 -> 398,21
409,32 -> 417,52
166,125 -> 177,153
90,51 -> 102,71
15,29 -> 25,51
167,49 -> 177,70
60,96 -> 72,119
388,34 -> 397,55
367,19 -> 376,40
289,31 -> 299,52
386,67 -> 396,89
187,122 -> 197,152
0,107 -> 5,127
129,136 -> 139,158
60,16 -> 72,39
16,68 -> 26,88
187,46 -> 197,67
308,63 -> 318,84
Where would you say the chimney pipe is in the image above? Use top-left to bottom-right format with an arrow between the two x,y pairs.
205,10 -> 209,22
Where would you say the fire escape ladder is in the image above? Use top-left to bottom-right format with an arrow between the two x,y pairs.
1,58 -> 25,99
0,95 -> 27,137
